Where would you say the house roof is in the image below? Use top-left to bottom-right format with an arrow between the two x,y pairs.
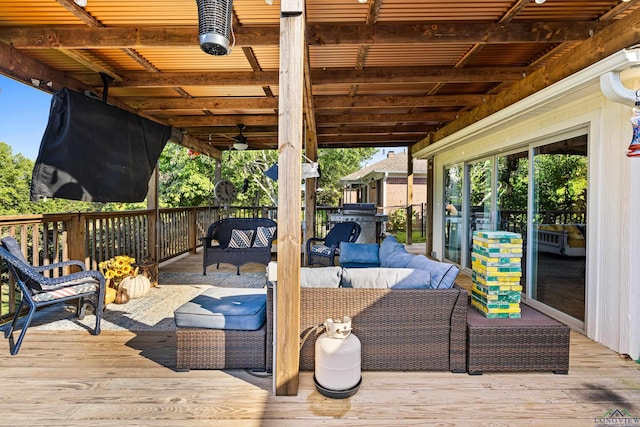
1,1 -> 639,156
341,151 -> 428,183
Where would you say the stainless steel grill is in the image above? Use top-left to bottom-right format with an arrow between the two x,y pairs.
332,203 -> 388,243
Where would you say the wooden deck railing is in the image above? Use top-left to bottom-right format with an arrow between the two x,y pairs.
0,205 -> 343,322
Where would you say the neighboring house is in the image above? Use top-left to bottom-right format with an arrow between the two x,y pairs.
340,151 -> 428,215
413,49 -> 640,361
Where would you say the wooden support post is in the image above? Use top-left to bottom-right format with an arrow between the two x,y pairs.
426,157 -> 434,257
406,150 -> 414,245
303,44 -> 318,261
147,165 -> 159,263
303,128 -> 317,261
275,0 -> 304,397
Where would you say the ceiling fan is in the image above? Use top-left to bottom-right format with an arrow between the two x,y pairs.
216,124 -> 249,150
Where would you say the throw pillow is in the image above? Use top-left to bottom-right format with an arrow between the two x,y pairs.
253,226 -> 276,248
339,242 -> 380,268
378,235 -> 416,268
228,229 -> 255,249
407,254 -> 459,289
379,235 -> 403,262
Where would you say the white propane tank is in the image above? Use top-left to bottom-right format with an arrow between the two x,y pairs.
314,316 -> 362,399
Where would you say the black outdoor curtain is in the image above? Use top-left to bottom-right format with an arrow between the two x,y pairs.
30,88 -> 171,202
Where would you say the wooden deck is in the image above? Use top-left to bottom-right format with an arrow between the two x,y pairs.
1,250 -> 639,425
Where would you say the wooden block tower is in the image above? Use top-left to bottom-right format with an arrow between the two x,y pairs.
471,231 -> 523,318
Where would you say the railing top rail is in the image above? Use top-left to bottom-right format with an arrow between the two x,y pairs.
0,213 -> 76,225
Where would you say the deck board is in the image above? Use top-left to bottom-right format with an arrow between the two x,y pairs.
1,328 -> 639,426
0,250 -> 638,425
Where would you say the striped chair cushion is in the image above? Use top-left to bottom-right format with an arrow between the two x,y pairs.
32,278 -> 99,302
253,226 -> 276,248
310,245 -> 333,256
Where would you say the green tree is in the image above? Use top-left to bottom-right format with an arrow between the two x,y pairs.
219,149 -> 279,207
316,148 -> 376,206
0,142 -> 33,214
158,143 -> 218,208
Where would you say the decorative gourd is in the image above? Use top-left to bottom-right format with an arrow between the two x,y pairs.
114,286 -> 130,304
119,270 -> 151,299
104,287 -> 117,305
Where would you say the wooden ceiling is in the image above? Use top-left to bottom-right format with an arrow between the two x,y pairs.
1,0 -> 640,157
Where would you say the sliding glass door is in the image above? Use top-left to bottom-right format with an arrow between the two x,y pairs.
465,158 -> 494,269
531,136 -> 587,322
497,151 -> 529,289
444,164 -> 463,264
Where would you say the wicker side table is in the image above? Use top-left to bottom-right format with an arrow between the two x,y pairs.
466,304 -> 570,375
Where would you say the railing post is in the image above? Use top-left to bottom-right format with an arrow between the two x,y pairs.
147,210 -> 158,263
65,213 -> 86,271
406,152 -> 414,245
188,208 -> 197,254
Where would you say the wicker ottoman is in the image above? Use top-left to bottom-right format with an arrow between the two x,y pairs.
466,304 -> 569,375
174,287 -> 267,370
176,325 -> 265,370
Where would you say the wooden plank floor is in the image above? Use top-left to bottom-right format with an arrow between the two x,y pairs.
1,249 -> 638,425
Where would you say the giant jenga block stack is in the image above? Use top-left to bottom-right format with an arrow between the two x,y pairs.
471,231 -> 523,318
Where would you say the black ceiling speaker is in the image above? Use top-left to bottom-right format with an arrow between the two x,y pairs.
196,0 -> 233,56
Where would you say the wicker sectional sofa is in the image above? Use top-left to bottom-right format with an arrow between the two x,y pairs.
266,273 -> 469,373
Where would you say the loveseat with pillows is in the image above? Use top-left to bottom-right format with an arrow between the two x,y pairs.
200,218 -> 277,275
266,236 -> 468,373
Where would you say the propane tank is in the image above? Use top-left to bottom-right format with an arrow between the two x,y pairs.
314,316 -> 362,399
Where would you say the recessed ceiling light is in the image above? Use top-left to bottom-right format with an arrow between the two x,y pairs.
535,0 -> 546,4
74,0 -> 87,6
358,0 -> 368,3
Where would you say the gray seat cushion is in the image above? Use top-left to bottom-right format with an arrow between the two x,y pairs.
174,287 -> 267,330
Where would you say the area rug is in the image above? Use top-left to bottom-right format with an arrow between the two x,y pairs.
158,271 -> 267,288
4,272 -> 267,332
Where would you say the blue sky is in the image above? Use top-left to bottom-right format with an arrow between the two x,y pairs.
0,73 -> 398,163
0,74 -> 52,160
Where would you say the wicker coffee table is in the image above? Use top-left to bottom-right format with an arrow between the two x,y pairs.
466,304 -> 570,375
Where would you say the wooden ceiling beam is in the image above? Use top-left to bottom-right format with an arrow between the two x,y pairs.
129,97 -> 279,111
0,21 -> 607,49
169,129 -> 221,160
315,94 -> 490,109
165,115 -> 278,127
113,66 -> 527,88
184,124 -> 436,136
316,124 -> 436,135
317,112 -> 459,124
317,134 -> 422,144
58,48 -> 122,81
127,93 -> 488,111
308,22 -> 607,45
166,111 -> 457,127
